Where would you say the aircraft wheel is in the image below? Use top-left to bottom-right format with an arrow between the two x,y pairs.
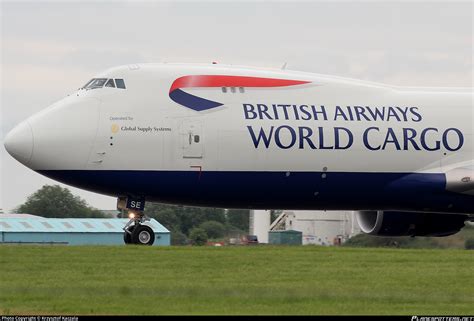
131,225 -> 155,246
123,225 -> 136,244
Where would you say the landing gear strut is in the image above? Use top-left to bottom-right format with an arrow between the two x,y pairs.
118,196 -> 155,246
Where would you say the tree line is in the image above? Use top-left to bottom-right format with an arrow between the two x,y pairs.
141,202 -> 249,245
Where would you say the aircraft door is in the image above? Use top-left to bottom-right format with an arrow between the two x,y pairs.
180,121 -> 203,159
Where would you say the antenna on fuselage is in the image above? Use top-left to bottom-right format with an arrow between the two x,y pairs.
281,62 -> 288,70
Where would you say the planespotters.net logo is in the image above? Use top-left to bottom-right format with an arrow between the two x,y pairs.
412,317 -> 474,321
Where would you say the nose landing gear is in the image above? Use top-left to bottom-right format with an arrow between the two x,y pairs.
123,213 -> 155,245
118,196 -> 155,246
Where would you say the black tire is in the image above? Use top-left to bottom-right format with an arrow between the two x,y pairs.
123,225 -> 136,244
131,225 -> 155,246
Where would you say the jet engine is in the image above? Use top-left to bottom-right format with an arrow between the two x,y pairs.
356,211 -> 469,237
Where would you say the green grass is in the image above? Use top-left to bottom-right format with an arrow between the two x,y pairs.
0,245 -> 473,315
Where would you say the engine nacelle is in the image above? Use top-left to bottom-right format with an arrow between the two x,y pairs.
356,211 -> 468,237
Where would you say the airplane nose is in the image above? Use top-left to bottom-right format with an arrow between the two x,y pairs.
4,121 -> 34,165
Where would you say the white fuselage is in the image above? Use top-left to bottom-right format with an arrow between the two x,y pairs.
4,63 -> 474,213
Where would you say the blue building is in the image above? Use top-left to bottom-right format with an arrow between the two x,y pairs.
0,214 -> 170,246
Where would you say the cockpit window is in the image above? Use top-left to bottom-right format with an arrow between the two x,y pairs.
82,78 -> 107,90
82,79 -> 95,88
105,79 -> 115,88
115,79 -> 126,89
81,78 -> 126,90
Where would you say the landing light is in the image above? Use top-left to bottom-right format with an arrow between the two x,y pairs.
128,212 -> 136,219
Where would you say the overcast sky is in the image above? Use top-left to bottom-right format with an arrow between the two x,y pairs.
1,0 -> 472,212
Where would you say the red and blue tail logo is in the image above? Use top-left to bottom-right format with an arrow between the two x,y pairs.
169,75 -> 310,111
